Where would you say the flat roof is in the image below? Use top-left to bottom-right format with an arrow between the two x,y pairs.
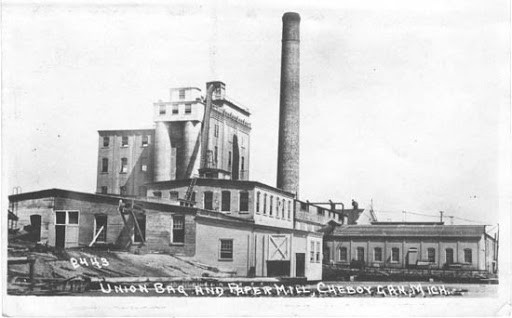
98,128 -> 155,134
8,188 -> 196,214
147,179 -> 295,197
327,224 -> 487,238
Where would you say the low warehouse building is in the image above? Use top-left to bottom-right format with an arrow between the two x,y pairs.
322,222 -> 498,273
9,187 -> 323,280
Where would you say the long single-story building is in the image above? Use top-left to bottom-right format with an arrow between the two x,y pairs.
322,222 -> 498,273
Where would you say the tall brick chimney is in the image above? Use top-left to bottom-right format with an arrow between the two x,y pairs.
277,12 -> 300,196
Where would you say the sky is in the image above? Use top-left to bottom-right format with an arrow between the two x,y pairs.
2,0 -> 510,226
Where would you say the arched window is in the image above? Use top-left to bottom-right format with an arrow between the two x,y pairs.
338,247 -> 348,262
256,192 -> 261,213
269,195 -> 273,216
445,248 -> 454,264
374,247 -> 383,262
427,248 -> 436,263
464,248 -> 472,264
120,158 -> 128,173
101,158 -> 108,173
263,194 -> 267,214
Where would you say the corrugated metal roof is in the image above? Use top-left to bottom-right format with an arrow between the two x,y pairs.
328,224 -> 485,238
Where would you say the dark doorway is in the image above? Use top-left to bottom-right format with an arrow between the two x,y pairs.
30,214 -> 41,242
266,260 -> 290,277
232,134 -> 240,180
55,226 -> 66,248
323,247 -> 331,264
134,214 -> 146,243
55,211 -> 66,248
295,253 -> 305,277
95,215 -> 108,242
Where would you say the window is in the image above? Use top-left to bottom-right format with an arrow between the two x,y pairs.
55,211 -> 79,225
172,215 -> 185,244
219,239 -> 233,260
357,247 -> 365,262
204,191 -> 213,210
228,151 -> 232,168
276,198 -> 280,219
392,248 -> 400,262
427,248 -> 436,263
101,158 -> 108,173
269,195 -> 273,216
55,211 -> 66,225
179,89 -> 185,100
241,157 -> 245,171
121,136 -> 128,147
141,164 -> 147,172
103,136 -> 110,147
142,135 -> 149,147
239,192 -> 249,212
120,186 -> 127,196
68,211 -> 78,224
300,202 -> 309,212
445,248 -> 454,264
159,105 -> 166,115
94,215 -> 107,242
191,192 -> 196,202
214,146 -> 218,164
282,199 -> 286,219
263,194 -> 267,214
256,192 -> 260,213
310,241 -> 315,262
316,242 -> 321,262
101,186 -> 108,194
374,247 -> 383,262
214,124 -> 219,137
67,211 -> 78,224
317,208 -> 324,216
287,201 -> 291,220
185,104 -> 192,114
339,247 -> 348,262
120,158 -> 128,173
464,249 -> 472,264
153,191 -> 162,198
170,191 -> 179,201
221,191 -> 231,212
172,104 -> 179,114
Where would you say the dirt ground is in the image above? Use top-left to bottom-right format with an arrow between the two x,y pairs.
7,239 -> 229,281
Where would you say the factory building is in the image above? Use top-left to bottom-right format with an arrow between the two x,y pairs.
8,12 -> 497,284
8,188 -> 323,280
322,222 -> 498,274
96,81 -> 251,197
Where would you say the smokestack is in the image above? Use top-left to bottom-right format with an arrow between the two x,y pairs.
277,12 -> 301,196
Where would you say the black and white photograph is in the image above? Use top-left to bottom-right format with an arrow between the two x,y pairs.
2,0 -> 510,316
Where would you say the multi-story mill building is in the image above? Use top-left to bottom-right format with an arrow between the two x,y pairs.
96,81 -> 251,197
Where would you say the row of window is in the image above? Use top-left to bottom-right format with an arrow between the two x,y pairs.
102,135 -> 150,148
151,190 -> 250,213
310,241 -> 322,263
255,192 -> 292,221
211,147 -> 245,171
335,247 -> 473,264
159,104 -> 193,115
298,201 -> 343,222
101,158 -> 148,174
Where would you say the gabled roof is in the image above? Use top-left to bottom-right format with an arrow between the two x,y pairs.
327,224 -> 486,238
